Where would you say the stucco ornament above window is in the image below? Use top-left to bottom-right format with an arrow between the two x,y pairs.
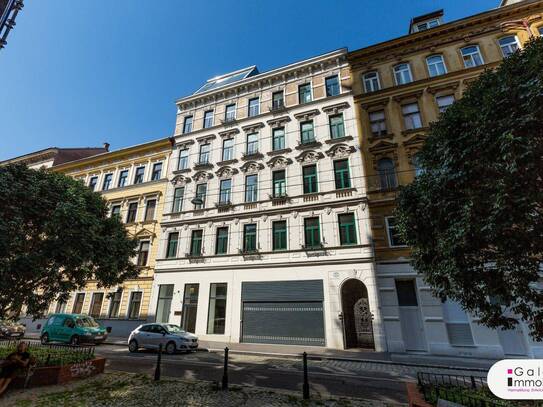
325,143 -> 356,159
240,161 -> 264,174
215,166 -> 238,179
295,150 -> 325,164
171,175 -> 192,186
192,171 -> 213,182
266,156 -> 293,169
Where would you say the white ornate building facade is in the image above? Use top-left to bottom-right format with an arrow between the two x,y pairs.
150,49 -> 387,350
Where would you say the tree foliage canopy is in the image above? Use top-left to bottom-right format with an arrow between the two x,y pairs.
396,38 -> 543,339
0,164 -> 139,319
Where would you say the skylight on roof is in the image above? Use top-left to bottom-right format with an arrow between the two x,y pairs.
194,66 -> 259,95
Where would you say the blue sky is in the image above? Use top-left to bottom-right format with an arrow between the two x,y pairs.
1,0 -> 498,160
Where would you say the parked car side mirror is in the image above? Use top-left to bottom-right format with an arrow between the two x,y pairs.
106,326 -> 112,333
162,331 -> 166,336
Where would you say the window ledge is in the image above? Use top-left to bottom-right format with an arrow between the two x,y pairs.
368,133 -> 395,143
173,168 -> 192,174
267,148 -> 292,156
325,135 -> 354,144
193,163 -> 214,170
217,159 -> 238,166
241,152 -> 264,161
295,141 -> 322,150
401,127 -> 429,136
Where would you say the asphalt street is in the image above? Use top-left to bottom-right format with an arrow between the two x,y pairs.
94,344 -> 412,404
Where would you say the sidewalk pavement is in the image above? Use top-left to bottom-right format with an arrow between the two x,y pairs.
23,331 -> 495,371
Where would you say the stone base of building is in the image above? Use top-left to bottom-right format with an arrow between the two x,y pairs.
150,261 -> 387,352
376,261 -> 543,359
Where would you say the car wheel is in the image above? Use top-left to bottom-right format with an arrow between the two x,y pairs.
70,335 -> 80,346
128,340 -> 139,353
40,333 -> 49,344
165,341 -> 176,355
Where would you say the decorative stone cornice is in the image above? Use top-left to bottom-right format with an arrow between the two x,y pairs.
176,139 -> 195,149
215,166 -> 239,179
171,174 -> 192,186
266,156 -> 293,169
392,90 -> 424,103
426,80 -> 461,95
196,134 -> 216,143
325,143 -> 356,159
192,171 -> 213,182
240,161 -> 264,174
360,97 -> 390,111
294,109 -> 320,121
322,102 -> 350,115
267,116 -> 291,128
295,150 -> 325,164
368,140 -> 398,154
218,129 -> 240,138
241,122 -> 265,133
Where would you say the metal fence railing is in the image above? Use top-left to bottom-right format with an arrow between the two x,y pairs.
0,339 -> 95,367
417,372 -> 509,407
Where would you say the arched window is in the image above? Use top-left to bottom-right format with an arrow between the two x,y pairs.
426,55 -> 447,77
377,158 -> 397,190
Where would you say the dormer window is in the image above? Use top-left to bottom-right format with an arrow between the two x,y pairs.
409,10 -> 443,34
415,19 -> 440,32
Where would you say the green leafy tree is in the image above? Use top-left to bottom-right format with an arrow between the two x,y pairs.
396,38 -> 543,339
0,164 -> 139,320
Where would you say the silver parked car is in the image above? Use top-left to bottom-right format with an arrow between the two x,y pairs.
128,323 -> 198,354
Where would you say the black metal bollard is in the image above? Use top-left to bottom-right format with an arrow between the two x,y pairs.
154,344 -> 162,381
222,347 -> 229,390
470,375 -> 476,389
302,352 -> 309,400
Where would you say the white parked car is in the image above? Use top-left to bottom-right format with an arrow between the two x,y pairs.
128,323 -> 198,354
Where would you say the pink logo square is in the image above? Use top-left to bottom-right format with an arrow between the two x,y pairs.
507,369 -> 513,374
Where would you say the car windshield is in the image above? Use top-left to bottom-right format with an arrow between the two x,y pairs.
164,324 -> 185,333
76,317 -> 100,328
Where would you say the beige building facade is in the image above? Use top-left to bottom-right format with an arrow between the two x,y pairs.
20,138 -> 174,336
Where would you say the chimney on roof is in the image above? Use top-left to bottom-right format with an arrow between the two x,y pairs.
103,142 -> 110,151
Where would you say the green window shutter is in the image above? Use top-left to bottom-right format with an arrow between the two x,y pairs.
190,230 -> 203,255
302,165 -> 318,194
167,232 -> 179,258
300,121 -> 314,144
304,218 -> 321,248
272,221 -> 287,251
215,227 -> 228,254
334,159 -> 351,189
273,170 -> 286,197
244,224 -> 257,252
272,128 -> 285,151
338,213 -> 357,245
330,114 -> 345,139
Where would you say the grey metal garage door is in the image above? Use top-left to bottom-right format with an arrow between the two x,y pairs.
241,280 -> 325,346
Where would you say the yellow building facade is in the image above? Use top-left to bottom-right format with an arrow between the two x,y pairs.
19,138 -> 174,336
347,0 -> 543,357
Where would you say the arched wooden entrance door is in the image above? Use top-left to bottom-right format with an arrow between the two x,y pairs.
341,279 -> 374,349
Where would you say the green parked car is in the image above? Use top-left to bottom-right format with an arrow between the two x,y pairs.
40,313 -> 109,345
